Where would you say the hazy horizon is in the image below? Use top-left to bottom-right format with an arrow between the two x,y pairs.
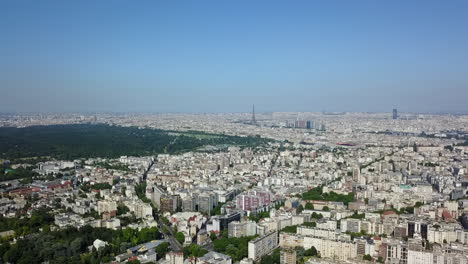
2,110 -> 468,116
1,1 -> 468,113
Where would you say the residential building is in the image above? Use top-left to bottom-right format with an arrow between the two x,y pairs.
248,231 -> 278,260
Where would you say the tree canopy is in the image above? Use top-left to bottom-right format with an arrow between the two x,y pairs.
0,124 -> 272,160
212,230 -> 257,261
0,225 -> 162,264
175,232 -> 185,244
301,186 -> 354,205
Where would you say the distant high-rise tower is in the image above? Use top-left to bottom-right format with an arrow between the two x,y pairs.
252,104 -> 256,124
392,108 -> 398,119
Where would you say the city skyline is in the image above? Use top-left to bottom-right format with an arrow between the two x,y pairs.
0,107 -> 466,116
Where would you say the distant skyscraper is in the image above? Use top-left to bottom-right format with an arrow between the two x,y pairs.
252,104 -> 256,125
393,108 -> 398,119
294,120 -> 307,129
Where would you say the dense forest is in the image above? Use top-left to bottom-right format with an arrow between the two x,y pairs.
0,124 -> 272,160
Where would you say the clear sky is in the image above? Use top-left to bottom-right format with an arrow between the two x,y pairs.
1,1 -> 467,113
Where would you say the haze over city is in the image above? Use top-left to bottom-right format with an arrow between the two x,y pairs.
1,1 -> 468,113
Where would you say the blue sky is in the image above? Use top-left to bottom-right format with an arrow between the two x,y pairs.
1,1 -> 467,113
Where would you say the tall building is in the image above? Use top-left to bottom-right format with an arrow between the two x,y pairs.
252,104 -> 257,125
248,231 -> 278,260
198,194 -> 214,215
236,190 -> 272,211
294,120 -> 306,128
147,185 -> 165,208
160,195 -> 178,213
182,196 -> 195,211
280,248 -> 296,264
228,220 -> 257,238
393,108 -> 398,119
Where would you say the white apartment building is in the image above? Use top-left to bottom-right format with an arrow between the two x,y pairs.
407,250 -> 468,264
97,200 -> 117,214
134,202 -> 153,219
279,233 -> 304,248
248,231 -> 278,260
303,236 -> 357,261
228,221 -> 257,238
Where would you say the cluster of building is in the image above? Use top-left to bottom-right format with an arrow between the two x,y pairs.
1,112 -> 468,263
284,120 -> 325,131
